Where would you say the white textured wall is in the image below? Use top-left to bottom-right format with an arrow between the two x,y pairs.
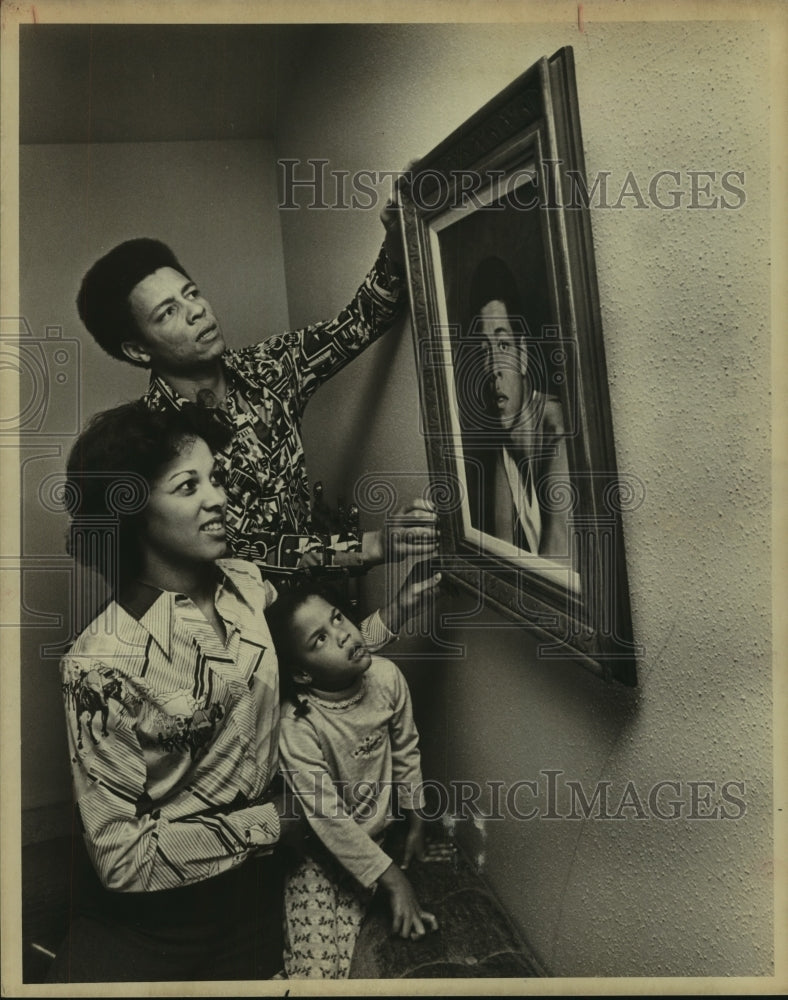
276,21 -> 772,977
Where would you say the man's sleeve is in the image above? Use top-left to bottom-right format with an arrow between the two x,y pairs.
279,715 -> 393,889
250,242 -> 404,412
61,655 -> 281,892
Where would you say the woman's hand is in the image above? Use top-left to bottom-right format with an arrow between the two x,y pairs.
377,862 -> 439,940
386,499 -> 439,563
362,498 -> 439,567
378,563 -> 441,636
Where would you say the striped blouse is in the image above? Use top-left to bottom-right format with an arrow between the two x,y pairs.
59,559 -> 282,892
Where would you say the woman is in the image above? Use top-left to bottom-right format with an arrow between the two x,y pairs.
49,400 -> 440,983
49,400 -> 304,982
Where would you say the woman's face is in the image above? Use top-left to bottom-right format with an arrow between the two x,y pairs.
141,436 -> 228,570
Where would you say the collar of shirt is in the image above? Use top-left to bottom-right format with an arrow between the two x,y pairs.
146,363 -> 274,438
306,674 -> 368,711
145,369 -> 234,430
118,562 -> 253,658
146,353 -> 263,406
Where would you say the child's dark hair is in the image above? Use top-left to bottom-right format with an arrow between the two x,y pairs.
265,574 -> 358,719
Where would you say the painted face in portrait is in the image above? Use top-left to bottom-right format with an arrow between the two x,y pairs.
479,299 -> 529,430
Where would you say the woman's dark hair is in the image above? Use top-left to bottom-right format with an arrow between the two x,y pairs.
76,238 -> 192,365
265,575 -> 358,719
64,400 -> 232,585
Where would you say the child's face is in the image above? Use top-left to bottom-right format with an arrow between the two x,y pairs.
289,595 -> 371,691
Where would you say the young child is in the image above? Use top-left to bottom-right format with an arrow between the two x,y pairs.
267,578 -> 438,979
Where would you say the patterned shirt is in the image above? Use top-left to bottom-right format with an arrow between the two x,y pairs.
279,656 -> 424,888
143,244 -> 403,564
60,559 -> 282,892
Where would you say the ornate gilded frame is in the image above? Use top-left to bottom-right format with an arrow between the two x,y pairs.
401,47 -> 639,685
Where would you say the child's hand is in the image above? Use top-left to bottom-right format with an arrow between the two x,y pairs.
378,862 -> 439,940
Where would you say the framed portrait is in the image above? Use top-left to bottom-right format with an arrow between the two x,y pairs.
401,46 -> 639,685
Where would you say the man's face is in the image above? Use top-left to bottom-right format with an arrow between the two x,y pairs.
125,267 -> 226,373
480,299 -> 528,429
